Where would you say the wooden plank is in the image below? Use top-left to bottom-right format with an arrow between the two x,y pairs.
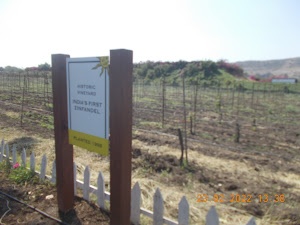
83,166 -> 90,201
12,145 -> 17,165
75,180 -> 111,201
30,152 -> 35,172
140,208 -> 178,225
131,182 -> 141,225
51,54 -> 74,212
109,49 -> 133,225
40,154 -> 47,180
178,129 -> 184,165
5,144 -> 9,165
21,148 -> 26,167
97,171 -> 105,209
180,69 -> 188,162
0,139 -> 4,162
51,160 -> 56,184
153,188 -> 164,225
73,162 -> 77,195
206,206 -> 219,225
246,217 -> 256,225
178,196 -> 189,225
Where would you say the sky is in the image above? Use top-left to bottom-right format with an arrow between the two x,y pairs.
0,0 -> 300,68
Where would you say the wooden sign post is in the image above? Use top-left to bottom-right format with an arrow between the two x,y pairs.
52,54 -> 75,212
110,49 -> 133,225
52,50 -> 133,224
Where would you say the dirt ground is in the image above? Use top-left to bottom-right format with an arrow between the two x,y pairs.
0,102 -> 300,224
0,170 -> 110,225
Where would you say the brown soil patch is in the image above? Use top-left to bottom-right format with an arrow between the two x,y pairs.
0,170 -> 110,225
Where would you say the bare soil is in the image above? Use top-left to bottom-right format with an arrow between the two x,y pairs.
0,170 -> 110,225
0,101 -> 300,224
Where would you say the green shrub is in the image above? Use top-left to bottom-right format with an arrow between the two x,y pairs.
9,165 -> 37,184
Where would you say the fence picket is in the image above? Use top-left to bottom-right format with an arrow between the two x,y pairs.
246,217 -> 256,225
5,144 -> 9,164
83,166 -> 90,201
178,196 -> 189,225
153,188 -> 164,225
0,139 -> 4,162
30,152 -> 35,172
73,162 -> 77,195
131,182 -> 141,225
12,145 -> 17,166
40,154 -> 47,180
51,160 -> 56,183
206,206 -> 219,225
97,171 -> 105,209
21,148 -> 26,167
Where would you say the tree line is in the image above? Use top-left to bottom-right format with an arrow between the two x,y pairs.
0,63 -> 51,72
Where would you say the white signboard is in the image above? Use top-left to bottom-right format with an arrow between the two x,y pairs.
66,57 -> 109,155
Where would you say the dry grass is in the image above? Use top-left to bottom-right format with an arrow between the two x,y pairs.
1,126 -> 299,225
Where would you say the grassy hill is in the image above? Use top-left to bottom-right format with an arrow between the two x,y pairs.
133,60 -> 245,86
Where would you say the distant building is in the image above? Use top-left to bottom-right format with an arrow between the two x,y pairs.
271,78 -> 297,83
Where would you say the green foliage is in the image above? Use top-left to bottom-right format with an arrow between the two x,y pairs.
180,159 -> 189,169
0,161 -> 12,174
38,63 -> 51,71
175,60 -> 188,70
0,162 -> 38,185
9,166 -> 37,184
215,95 -> 221,110
160,168 -> 171,177
183,63 -> 202,84
139,121 -> 162,128
201,61 -> 220,79
3,66 -> 23,72
286,105 -> 299,114
133,60 -> 238,86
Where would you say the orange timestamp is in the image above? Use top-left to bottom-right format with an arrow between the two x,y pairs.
197,194 -> 285,203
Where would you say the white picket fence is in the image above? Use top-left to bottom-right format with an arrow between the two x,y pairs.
0,139 -> 257,225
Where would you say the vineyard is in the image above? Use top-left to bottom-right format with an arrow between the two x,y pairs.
1,71 -> 299,161
0,71 -> 300,224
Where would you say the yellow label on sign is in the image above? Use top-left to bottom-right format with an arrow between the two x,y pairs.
69,129 -> 109,156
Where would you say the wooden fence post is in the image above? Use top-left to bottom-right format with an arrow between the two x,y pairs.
251,83 -> 255,108
232,83 -> 235,108
162,76 -> 166,128
20,72 -> 26,127
180,70 -> 188,164
109,49 -> 133,225
178,129 -> 184,165
193,81 -> 198,133
51,54 -> 74,212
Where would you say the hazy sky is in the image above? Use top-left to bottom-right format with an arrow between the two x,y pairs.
0,0 -> 299,68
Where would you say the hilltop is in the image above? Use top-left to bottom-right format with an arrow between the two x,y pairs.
133,60 -> 246,85
236,57 -> 300,79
